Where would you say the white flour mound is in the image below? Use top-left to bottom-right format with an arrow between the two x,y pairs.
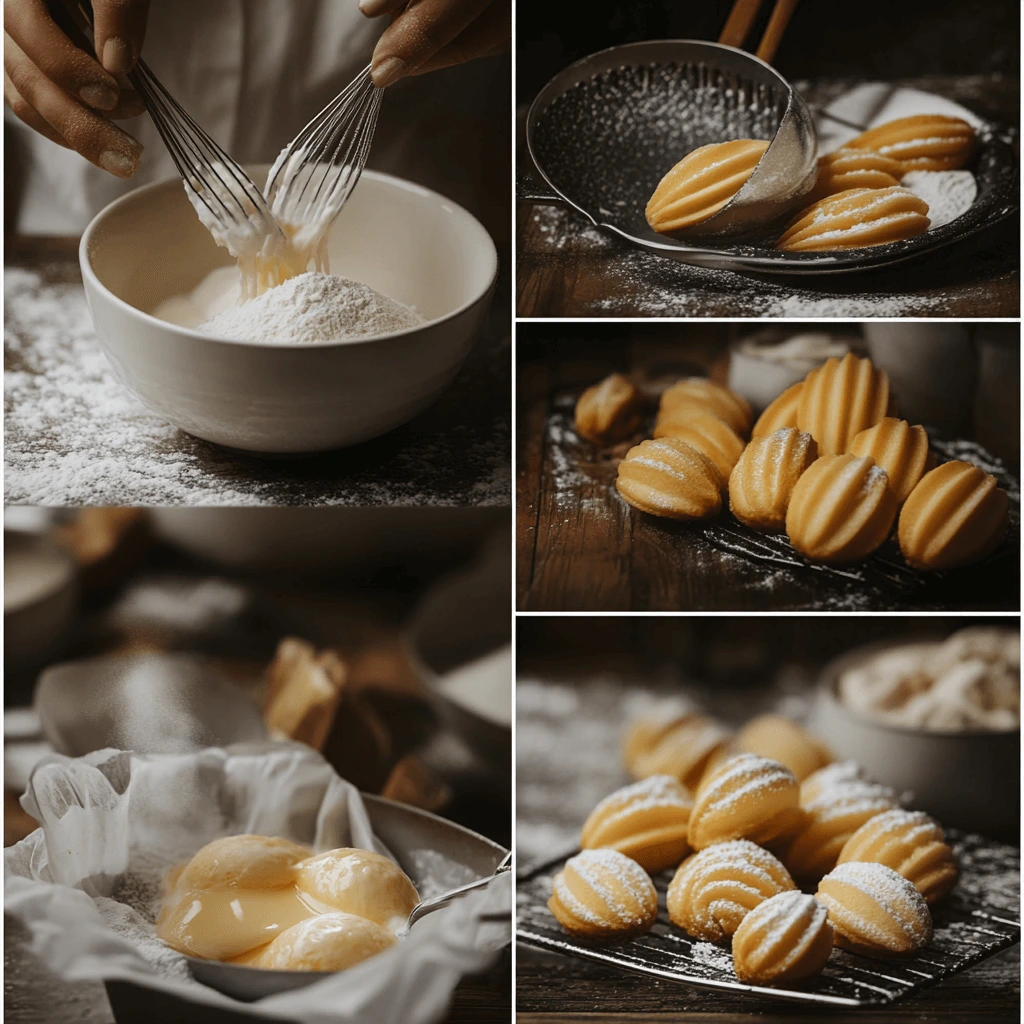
200,271 -> 425,345
902,170 -> 977,229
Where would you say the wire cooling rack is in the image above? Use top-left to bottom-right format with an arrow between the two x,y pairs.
516,831 -> 1020,1007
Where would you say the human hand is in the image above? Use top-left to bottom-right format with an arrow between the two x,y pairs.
4,0 -> 150,176
362,0 -> 510,88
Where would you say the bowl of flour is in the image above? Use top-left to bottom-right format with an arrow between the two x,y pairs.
79,169 -> 498,454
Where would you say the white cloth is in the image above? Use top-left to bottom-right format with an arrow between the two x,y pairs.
9,0 -> 506,234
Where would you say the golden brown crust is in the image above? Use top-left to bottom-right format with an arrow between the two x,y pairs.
615,438 -> 723,520
732,891 -> 834,985
844,114 -> 977,173
898,460 -> 1009,569
729,428 -> 818,532
575,373 -> 646,444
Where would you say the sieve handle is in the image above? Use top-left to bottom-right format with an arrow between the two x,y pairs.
719,0 -> 802,66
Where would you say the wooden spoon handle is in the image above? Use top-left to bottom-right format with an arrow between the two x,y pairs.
756,0 -> 801,64
718,0 -> 764,48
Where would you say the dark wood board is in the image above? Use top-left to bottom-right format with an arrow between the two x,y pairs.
516,75 -> 1019,319
516,336 -> 1020,611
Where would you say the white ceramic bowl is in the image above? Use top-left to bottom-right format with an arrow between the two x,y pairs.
809,641 -> 1020,840
79,169 -> 498,454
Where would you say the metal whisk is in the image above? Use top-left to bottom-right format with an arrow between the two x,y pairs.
53,0 -> 281,247
264,66 -> 383,234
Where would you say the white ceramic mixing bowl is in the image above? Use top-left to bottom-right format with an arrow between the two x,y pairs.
79,169 -> 498,454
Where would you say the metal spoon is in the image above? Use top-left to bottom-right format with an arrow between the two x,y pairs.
397,850 -> 512,937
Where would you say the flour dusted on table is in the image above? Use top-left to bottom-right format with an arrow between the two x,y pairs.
199,271 -> 424,345
901,170 -> 977,229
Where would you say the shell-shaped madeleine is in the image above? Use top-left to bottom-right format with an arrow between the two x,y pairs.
659,378 -> 753,437
786,455 -> 898,564
798,352 -> 891,456
548,848 -> 658,940
626,712 -> 732,792
898,460 -> 1009,570
622,697 -> 699,774
646,139 -> 770,234
799,761 -> 863,805
838,809 -> 957,904
653,410 -> 745,486
729,428 -> 818,532
616,438 -> 723,520
575,373 -> 645,444
689,753 -> 802,850
849,418 -> 933,503
734,714 -> 832,782
817,862 -> 932,958
732,891 -> 834,985
581,775 -> 693,873
777,186 -> 930,252
845,114 -> 977,173
782,766 -> 898,881
667,839 -> 796,942
752,381 -> 803,438
808,147 -> 903,202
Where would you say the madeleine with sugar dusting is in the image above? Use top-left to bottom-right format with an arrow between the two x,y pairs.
548,848 -> 658,940
817,861 -> 932,958
844,114 -> 977,173
653,410 -> 746,487
729,428 -> 818,533
777,186 -> 930,252
849,418 -> 934,504
581,775 -> 693,873
575,373 -> 645,445
667,839 -> 796,942
781,762 -> 898,881
807,148 -> 903,203
616,438 -> 724,520
688,753 -> 802,850
659,378 -> 753,438
838,809 -> 957,904
898,460 -> 1009,569
646,139 -> 770,234
732,891 -> 834,985
623,701 -> 731,791
786,455 -> 898,564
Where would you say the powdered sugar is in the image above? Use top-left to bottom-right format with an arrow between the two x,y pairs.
820,862 -> 931,944
902,171 -> 977,229
197,271 -> 423,345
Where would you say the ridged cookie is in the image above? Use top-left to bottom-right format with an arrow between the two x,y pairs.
844,114 -> 977,173
751,382 -> 803,438
659,378 -> 753,437
624,703 -> 731,792
667,839 -> 796,942
581,775 -> 693,873
688,753 -> 802,850
732,891 -> 834,985
838,808 -> 957,904
817,862 -> 932,958
733,715 -> 832,782
797,352 -> 891,456
575,373 -> 645,444
729,428 -> 818,532
808,147 -> 903,202
646,139 -> 770,234
653,410 -> 746,486
548,848 -> 658,940
616,438 -> 723,519
849,418 -> 934,503
898,460 -> 1009,569
777,187 -> 930,251
786,455 -> 898,563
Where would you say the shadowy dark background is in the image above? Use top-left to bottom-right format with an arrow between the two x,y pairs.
517,0 -> 1020,102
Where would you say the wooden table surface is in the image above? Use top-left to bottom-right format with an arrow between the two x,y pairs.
516,334 -> 1020,611
4,236 -> 510,508
516,75 -> 1019,319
